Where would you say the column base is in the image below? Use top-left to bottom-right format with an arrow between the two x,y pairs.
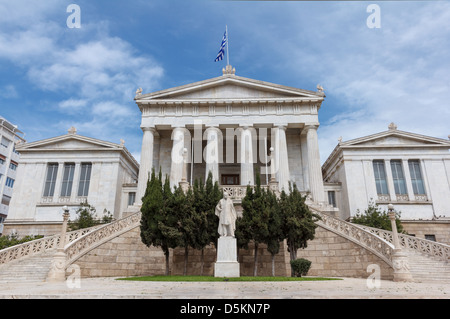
46,251 -> 67,282
392,249 -> 414,282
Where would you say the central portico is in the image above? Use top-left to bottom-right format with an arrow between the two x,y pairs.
134,66 -> 326,206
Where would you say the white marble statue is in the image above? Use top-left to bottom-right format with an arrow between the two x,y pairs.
215,192 -> 237,237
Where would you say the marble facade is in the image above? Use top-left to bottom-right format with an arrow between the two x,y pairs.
134,66 -> 327,206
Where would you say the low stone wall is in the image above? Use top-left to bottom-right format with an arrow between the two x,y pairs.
71,224 -> 394,280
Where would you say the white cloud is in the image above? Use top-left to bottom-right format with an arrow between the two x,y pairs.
0,1 -> 164,157
0,85 -> 18,99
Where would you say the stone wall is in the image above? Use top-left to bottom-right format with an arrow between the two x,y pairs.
171,241 -> 290,277
74,227 -> 166,278
402,220 -> 450,245
70,224 -> 394,280
296,227 -> 394,280
3,222 -> 61,237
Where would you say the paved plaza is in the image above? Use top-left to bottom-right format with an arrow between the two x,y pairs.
0,277 -> 448,299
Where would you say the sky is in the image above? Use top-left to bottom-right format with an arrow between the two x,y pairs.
0,0 -> 449,164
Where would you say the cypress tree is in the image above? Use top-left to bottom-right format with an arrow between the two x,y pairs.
192,173 -> 222,275
238,173 -> 270,276
279,183 -> 321,276
172,185 -> 196,276
140,170 -> 181,276
264,188 -> 283,276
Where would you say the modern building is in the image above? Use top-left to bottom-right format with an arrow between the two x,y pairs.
322,123 -> 450,244
0,116 -> 25,235
3,127 -> 139,236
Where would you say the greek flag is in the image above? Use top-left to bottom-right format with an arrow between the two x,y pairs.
214,30 -> 227,62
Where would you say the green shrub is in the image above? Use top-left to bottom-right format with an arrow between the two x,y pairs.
290,258 -> 312,277
0,234 -> 43,250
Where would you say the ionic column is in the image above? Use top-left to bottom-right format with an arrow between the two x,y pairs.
204,126 -> 221,183
136,127 -> 157,205
240,126 -> 254,186
273,125 -> 290,192
305,125 -> 325,203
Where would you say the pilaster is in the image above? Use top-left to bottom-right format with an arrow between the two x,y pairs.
384,160 -> 397,202
70,162 -> 81,202
402,159 -> 415,201
52,162 -> 64,203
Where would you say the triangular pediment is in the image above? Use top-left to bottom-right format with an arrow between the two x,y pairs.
341,130 -> 450,148
136,74 -> 324,103
17,134 -> 122,151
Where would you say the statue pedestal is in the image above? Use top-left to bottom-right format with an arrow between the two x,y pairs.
214,236 -> 240,278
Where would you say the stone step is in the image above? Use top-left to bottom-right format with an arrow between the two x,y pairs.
0,250 -> 56,283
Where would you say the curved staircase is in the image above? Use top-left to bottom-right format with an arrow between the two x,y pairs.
0,208 -> 449,283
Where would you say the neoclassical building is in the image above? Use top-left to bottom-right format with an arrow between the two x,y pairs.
134,65 -> 330,211
322,123 -> 450,244
4,127 -> 139,236
1,66 -> 449,282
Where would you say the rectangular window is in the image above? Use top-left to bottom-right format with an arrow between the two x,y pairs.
425,234 -> 436,242
327,191 -> 336,207
60,163 -> 75,197
373,160 -> 389,195
128,192 -> 136,206
9,162 -> 17,171
1,137 -> 10,148
78,163 -> 92,197
390,160 -> 407,195
1,195 -> 11,206
43,163 -> 58,197
5,177 -> 15,188
408,160 -> 425,195
221,174 -> 240,185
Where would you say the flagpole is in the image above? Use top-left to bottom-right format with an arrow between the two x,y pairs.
226,25 -> 230,66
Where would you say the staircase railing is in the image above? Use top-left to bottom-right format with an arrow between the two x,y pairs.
64,212 -> 141,266
310,207 -> 395,267
0,226 -> 99,265
353,224 -> 450,263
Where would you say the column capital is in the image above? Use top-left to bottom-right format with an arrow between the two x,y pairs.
273,124 -> 288,130
303,124 -> 319,132
141,126 -> 158,136
204,126 -> 222,136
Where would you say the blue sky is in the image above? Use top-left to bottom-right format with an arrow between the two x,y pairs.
0,1 -> 449,164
